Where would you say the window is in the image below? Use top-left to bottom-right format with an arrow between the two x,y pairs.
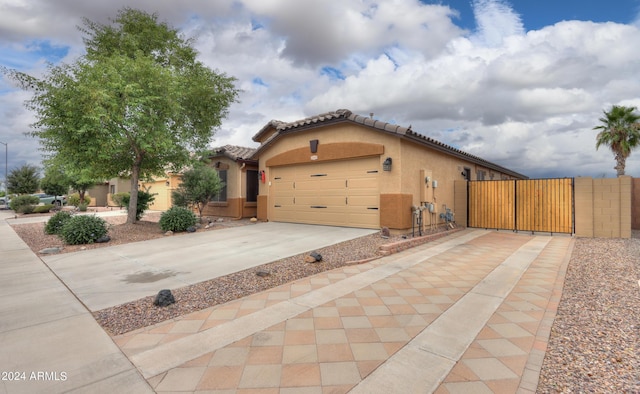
246,170 -> 258,203
477,170 -> 486,180
211,170 -> 227,202
110,185 -> 115,194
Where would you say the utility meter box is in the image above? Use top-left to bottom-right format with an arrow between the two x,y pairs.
432,180 -> 438,188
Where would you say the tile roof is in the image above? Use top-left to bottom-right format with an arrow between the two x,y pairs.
251,109 -> 527,179
210,145 -> 257,162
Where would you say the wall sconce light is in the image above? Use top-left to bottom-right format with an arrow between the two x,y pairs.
165,181 -> 170,187
383,157 -> 392,171
310,139 -> 319,154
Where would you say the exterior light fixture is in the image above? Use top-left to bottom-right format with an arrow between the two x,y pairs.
383,157 -> 392,171
310,139 -> 319,154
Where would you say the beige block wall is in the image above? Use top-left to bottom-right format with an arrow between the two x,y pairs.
575,176 -> 631,238
632,178 -> 640,230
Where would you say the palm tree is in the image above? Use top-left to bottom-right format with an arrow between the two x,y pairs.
594,105 -> 640,176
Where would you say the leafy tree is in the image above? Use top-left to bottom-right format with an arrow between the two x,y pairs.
172,164 -> 224,220
3,8 -> 239,224
7,164 -> 40,194
594,105 -> 640,176
40,166 -> 69,206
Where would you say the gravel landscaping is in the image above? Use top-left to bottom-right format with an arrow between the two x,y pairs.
7,210 -> 639,391
537,231 -> 640,393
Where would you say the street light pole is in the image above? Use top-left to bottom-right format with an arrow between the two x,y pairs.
0,142 -> 6,198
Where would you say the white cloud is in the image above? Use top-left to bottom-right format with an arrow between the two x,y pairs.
0,0 -> 639,178
471,0 -> 524,47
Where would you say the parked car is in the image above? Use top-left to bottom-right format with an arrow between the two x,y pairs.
31,193 -> 67,207
0,195 -> 10,209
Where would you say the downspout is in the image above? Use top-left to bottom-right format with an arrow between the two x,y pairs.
234,162 -> 246,220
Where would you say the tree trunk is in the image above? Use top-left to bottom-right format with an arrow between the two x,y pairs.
127,163 -> 140,224
615,153 -> 626,177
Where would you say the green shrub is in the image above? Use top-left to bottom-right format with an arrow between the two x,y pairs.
122,190 -> 156,221
33,204 -> 54,213
9,195 -> 39,212
159,206 -> 197,232
112,192 -> 128,208
60,215 -> 108,245
45,211 -> 73,235
68,192 -> 91,207
18,204 -> 35,214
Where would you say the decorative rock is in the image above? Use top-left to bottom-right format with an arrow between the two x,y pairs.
250,217 -> 258,222
305,251 -> 322,263
96,235 -> 111,243
381,227 -> 390,238
164,230 -> 173,236
153,289 -> 175,307
186,226 -> 196,233
205,224 -> 211,229
256,270 -> 271,277
39,247 -> 62,254
216,218 -> 224,223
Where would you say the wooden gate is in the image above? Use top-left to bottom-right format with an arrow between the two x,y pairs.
468,178 -> 574,234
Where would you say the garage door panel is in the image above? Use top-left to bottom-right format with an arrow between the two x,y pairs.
348,195 -> 379,207
270,157 -> 380,229
296,196 -> 346,206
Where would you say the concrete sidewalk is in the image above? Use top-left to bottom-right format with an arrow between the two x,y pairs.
0,210 -> 153,393
40,222 -> 376,311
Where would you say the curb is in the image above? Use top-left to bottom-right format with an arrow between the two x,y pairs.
378,226 -> 465,255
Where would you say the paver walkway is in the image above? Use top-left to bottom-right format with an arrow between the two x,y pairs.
114,229 -> 573,393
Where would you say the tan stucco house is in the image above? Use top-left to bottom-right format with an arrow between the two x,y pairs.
251,109 -> 526,231
201,145 -> 259,219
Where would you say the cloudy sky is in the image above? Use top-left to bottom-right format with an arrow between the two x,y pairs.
1,0 -> 640,181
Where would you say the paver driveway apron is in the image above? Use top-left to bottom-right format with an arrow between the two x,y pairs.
40,222 -> 377,311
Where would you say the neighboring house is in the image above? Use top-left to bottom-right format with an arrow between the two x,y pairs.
201,145 -> 259,219
88,182 -> 109,207
140,173 -> 182,211
106,177 -> 132,207
250,109 -> 526,231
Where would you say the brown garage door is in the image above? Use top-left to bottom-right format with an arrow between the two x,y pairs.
270,157 -> 380,228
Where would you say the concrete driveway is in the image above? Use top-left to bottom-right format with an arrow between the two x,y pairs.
41,222 -> 377,311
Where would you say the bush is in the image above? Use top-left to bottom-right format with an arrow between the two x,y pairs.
9,195 -> 39,212
111,192 -> 128,208
45,211 -> 73,235
33,204 -> 54,213
122,190 -> 156,221
159,206 -> 197,232
60,215 -> 108,245
68,192 -> 91,207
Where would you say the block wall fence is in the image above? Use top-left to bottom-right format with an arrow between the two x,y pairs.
454,176 -> 635,239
